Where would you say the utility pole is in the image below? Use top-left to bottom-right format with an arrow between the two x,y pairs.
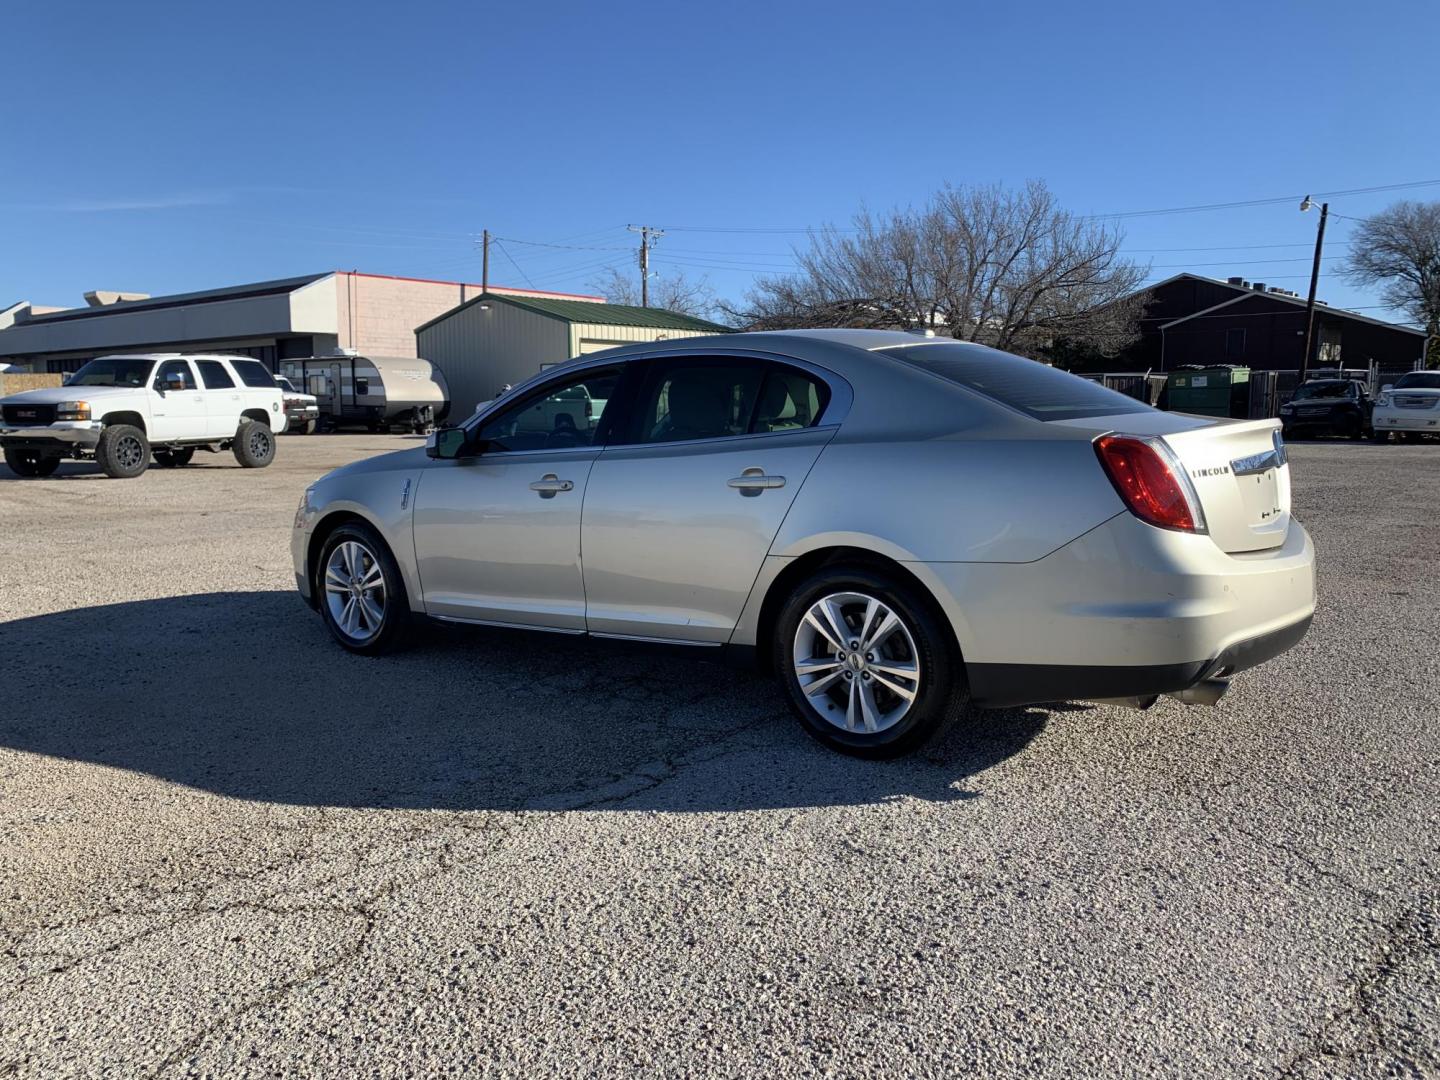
481,229 -> 490,294
628,224 -> 664,306
1299,197 -> 1329,382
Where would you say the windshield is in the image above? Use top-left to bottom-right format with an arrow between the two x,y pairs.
66,356 -> 156,387
275,376 -> 296,393
1394,372 -> 1440,391
1292,381 -> 1351,400
878,342 -> 1149,421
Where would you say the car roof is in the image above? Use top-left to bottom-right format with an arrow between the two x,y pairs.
94,352 -> 265,363
756,329 -> 945,350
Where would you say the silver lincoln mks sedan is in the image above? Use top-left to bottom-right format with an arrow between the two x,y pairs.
293,330 -> 1315,756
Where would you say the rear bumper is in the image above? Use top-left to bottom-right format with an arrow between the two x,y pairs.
966,615 -> 1312,707
912,512 -> 1316,708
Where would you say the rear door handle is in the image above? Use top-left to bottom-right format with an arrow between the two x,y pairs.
529,473 -> 574,497
727,468 -> 786,495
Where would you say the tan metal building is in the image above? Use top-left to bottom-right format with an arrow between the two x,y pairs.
416,294 -> 730,415
0,272 -> 602,374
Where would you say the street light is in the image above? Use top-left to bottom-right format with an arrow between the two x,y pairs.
1299,195 -> 1329,381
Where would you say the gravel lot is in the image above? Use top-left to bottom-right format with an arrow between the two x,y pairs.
1,435 -> 1436,1078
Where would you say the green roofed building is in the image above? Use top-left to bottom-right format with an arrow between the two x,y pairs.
416,293 -> 730,416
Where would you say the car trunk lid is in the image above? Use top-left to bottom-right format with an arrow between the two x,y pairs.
1056,412 -> 1290,553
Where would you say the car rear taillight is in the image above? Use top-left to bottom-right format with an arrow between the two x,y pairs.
1094,434 -> 1207,534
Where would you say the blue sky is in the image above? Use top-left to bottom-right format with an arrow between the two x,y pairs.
4,0 -> 1437,321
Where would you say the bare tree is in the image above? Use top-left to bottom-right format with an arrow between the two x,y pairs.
591,266 -> 718,320
726,181 -> 1148,363
1343,200 -> 1440,366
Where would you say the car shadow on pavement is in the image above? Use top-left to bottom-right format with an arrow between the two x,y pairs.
0,591 -> 1049,812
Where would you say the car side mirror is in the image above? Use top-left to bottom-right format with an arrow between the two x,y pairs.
427,426 -> 473,459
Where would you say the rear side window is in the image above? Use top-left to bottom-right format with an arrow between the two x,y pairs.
196,360 -> 235,389
752,366 -> 830,433
878,342 -> 1149,421
231,360 -> 277,388
628,359 -> 766,444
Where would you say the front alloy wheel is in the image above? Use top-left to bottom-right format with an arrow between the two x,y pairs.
324,540 -> 387,644
315,523 -> 412,654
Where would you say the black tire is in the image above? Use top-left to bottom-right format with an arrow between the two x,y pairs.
4,449 -> 62,477
153,447 -> 195,468
295,419 -> 316,435
1371,430 -> 1390,444
774,566 -> 966,758
315,522 -> 412,655
232,420 -> 275,468
96,424 -> 150,479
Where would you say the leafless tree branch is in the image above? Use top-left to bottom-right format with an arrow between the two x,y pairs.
725,180 -> 1147,363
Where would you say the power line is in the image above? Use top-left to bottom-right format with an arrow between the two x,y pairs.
1092,178 -> 1440,219
491,239 -> 538,290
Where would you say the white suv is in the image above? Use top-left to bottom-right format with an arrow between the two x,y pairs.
0,353 -> 287,478
1372,370 -> 1440,442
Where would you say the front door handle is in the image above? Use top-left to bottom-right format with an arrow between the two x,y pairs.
529,473 -> 574,498
727,468 -> 786,496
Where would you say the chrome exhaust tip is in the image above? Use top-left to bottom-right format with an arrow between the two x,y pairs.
1166,677 -> 1230,707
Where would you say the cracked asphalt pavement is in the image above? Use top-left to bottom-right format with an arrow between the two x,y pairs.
1,435 -> 1436,1078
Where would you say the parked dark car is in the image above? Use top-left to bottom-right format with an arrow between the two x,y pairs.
1279,379 -> 1372,439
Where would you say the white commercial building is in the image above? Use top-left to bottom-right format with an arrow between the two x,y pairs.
0,271 -> 602,374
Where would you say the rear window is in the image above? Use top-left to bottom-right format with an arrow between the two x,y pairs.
231,360 -> 277,388
878,342 -> 1149,421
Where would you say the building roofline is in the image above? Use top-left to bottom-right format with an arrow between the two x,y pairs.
17,274 -> 332,325
12,272 -> 604,329
334,270 -> 602,301
1158,286 -> 1425,335
414,291 -> 729,334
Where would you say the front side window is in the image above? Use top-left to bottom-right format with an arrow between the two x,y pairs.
156,360 -> 198,391
231,360 -> 277,388
879,342 -> 1149,421
629,359 -> 767,444
66,356 -> 155,388
196,360 -> 235,389
476,368 -> 622,451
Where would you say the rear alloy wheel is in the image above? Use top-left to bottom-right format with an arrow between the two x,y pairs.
4,449 -> 62,477
776,567 -> 965,757
153,447 -> 195,468
95,424 -> 150,479
316,523 -> 411,654
232,420 -> 275,468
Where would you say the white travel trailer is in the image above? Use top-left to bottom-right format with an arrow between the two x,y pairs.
279,353 -> 450,433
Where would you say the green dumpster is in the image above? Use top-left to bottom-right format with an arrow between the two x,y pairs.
1166,366 -> 1250,418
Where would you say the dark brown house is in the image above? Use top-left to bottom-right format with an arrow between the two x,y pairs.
1102,273 -> 1425,373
